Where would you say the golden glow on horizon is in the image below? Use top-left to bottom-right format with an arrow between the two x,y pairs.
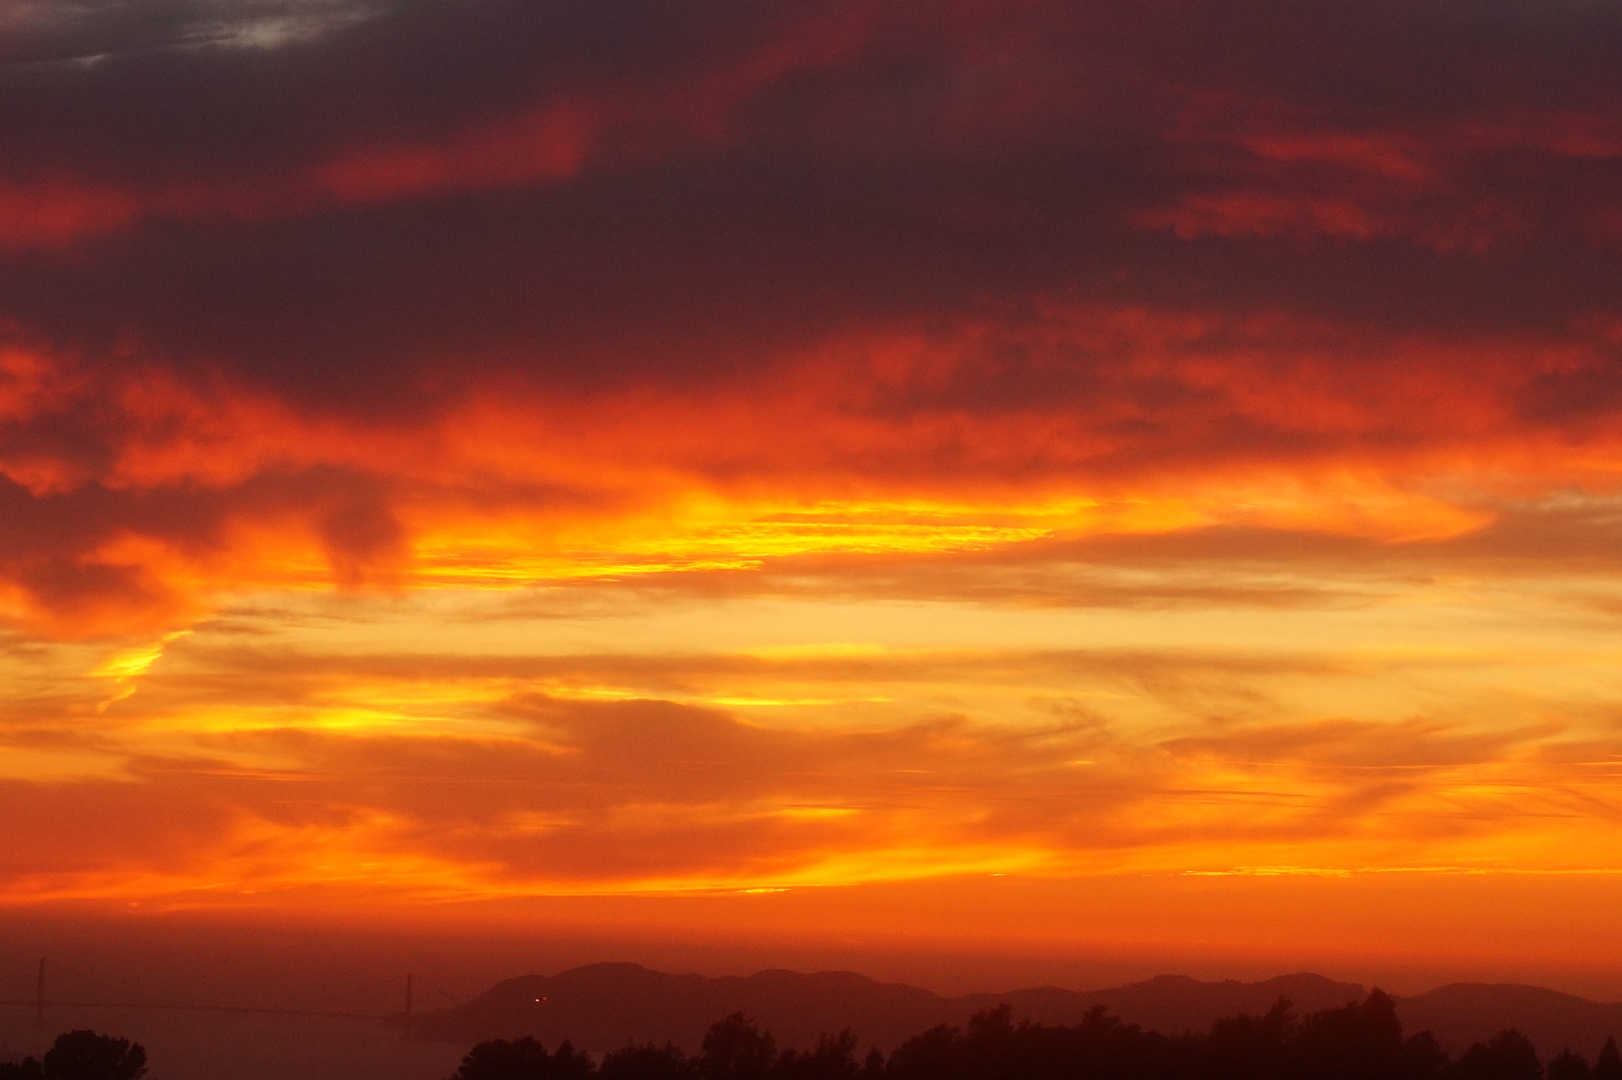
6,551 -> 1622,923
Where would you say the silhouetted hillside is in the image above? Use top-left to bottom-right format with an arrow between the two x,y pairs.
409,964 -> 948,1051
960,973 -> 1366,1033
407,964 -> 1622,1064
407,965 -> 1366,1051
446,991 -> 1622,1080
1397,984 -> 1622,1057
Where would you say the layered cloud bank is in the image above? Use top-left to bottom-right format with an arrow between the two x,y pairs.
2,0 -> 1621,967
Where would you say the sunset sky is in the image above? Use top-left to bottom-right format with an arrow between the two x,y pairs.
4,0 -> 1622,992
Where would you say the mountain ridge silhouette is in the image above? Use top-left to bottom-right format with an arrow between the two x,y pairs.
404,963 -> 1622,1060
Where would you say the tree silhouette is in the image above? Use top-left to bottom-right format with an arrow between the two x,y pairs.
955,1006 -> 1021,1080
451,1036 -> 549,1080
699,1014 -> 777,1080
601,1043 -> 694,1080
884,1021 -> 963,1080
1202,995 -> 1295,1080
1294,988 -> 1443,1080
1446,1030 -> 1542,1080
548,1042 -> 594,1080
1592,1039 -> 1622,1080
777,1030 -> 860,1080
884,1001 -> 1189,1080
37,1032 -> 145,1080
442,989 -> 1586,1080
451,1036 -> 593,1080
1547,1049 -> 1588,1080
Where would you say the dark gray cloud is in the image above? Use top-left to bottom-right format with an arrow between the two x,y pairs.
0,0 -> 1618,404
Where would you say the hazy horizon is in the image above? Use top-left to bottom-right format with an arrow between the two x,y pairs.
8,913 -> 1622,1080
8,910 -> 1622,1009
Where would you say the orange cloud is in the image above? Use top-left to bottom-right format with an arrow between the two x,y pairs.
6,299 -> 1622,637
4,0 -> 1622,972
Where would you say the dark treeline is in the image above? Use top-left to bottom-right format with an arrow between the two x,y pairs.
451,993 -> 1622,1080
0,1031 -> 146,1080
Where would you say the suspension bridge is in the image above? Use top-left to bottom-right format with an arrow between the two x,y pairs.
0,960 -> 441,1038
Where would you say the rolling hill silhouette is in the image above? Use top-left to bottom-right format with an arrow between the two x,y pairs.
408,965 -> 1363,1051
1399,982 -> 1622,1056
405,964 -> 1622,1060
